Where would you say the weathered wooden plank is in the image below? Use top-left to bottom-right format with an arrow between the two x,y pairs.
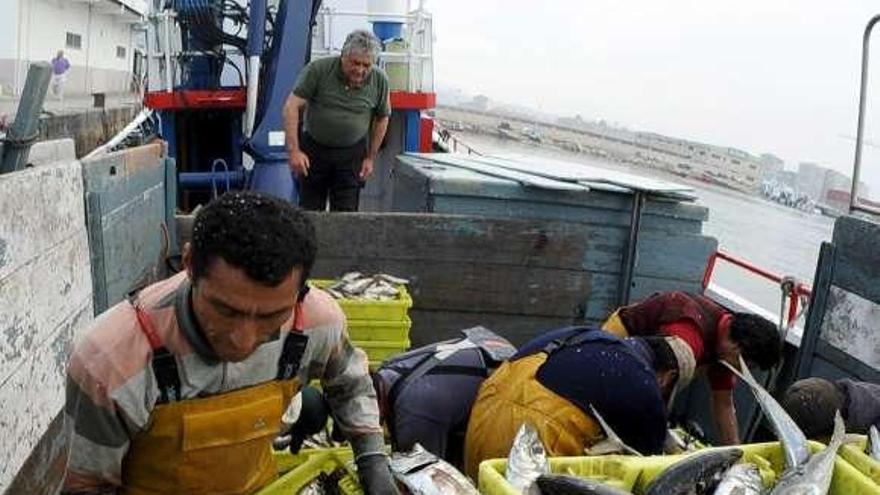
427,196 -> 705,234
81,143 -> 166,215
407,309 -> 580,348
794,242 -> 836,381
0,161 -> 86,282
311,212 -> 598,270
99,184 -> 166,306
0,301 -> 91,491
0,236 -> 93,383
583,272 -> 706,321
634,233 -> 717,281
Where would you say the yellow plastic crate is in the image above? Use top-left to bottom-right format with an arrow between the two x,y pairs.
479,455 -> 642,495
348,317 -> 412,342
478,442 -> 880,495
635,442 -> 879,495
310,279 -> 413,321
259,450 -> 362,495
840,436 -> 880,487
353,339 -> 410,363
274,446 -> 354,475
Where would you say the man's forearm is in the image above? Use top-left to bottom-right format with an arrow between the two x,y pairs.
283,97 -> 302,153
367,116 -> 390,159
712,391 -> 739,445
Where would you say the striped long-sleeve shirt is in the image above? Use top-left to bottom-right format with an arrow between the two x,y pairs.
62,272 -> 382,493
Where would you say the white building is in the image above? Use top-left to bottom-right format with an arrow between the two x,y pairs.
0,0 -> 146,96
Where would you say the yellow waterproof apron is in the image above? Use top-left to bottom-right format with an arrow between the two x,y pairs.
120,304 -> 305,494
463,352 -> 603,479
601,309 -> 629,338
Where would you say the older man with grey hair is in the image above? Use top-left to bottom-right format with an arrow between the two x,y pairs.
284,29 -> 391,212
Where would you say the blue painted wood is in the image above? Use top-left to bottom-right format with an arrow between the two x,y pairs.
428,196 -> 705,234
84,192 -> 108,314
395,155 -> 709,223
164,158 -> 178,255
81,144 -> 168,311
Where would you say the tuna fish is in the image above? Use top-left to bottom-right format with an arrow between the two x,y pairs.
769,411 -> 846,495
643,448 -> 743,495
867,425 -> 880,461
584,404 -> 643,456
723,357 -> 811,470
534,475 -> 633,495
713,463 -> 764,495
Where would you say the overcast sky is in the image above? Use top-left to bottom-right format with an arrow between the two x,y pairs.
426,1 -> 880,194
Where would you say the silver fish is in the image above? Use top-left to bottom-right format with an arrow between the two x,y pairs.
644,448 -> 743,495
507,423 -> 550,494
390,444 -> 479,495
535,474 -> 633,495
584,404 -> 643,456
723,357 -> 810,470
713,463 -> 763,495
769,411 -> 846,495
867,425 -> 880,461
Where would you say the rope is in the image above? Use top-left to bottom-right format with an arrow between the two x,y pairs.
1,130 -> 40,149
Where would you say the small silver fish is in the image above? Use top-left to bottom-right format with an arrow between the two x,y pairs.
713,463 -> 763,495
723,357 -> 811,471
867,425 -> 880,461
506,423 -> 550,493
391,445 -> 478,495
769,411 -> 846,495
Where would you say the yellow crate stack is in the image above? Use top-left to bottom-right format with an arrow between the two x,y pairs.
309,279 -> 413,368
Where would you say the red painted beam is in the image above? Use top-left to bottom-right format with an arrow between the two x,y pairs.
419,117 -> 434,152
391,91 -> 436,110
144,90 -> 247,111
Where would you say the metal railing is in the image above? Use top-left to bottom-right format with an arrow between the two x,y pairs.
311,6 -> 434,94
702,250 -> 812,331
433,121 -> 482,155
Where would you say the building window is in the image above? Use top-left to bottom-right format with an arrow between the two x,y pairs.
732,159 -> 741,165
66,32 -> 82,50
117,46 -> 127,59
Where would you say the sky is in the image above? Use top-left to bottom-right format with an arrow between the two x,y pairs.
425,0 -> 880,195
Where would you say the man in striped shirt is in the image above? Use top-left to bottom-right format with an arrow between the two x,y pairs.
62,192 -> 397,494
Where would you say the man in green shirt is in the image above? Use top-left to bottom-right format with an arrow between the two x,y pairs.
283,30 -> 391,211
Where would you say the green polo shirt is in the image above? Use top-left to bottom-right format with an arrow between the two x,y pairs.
293,56 -> 391,147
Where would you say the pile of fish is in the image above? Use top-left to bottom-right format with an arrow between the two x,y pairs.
508,356 -> 851,495
323,272 -> 409,301
298,468 -> 350,495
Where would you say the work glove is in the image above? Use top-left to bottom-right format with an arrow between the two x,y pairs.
355,452 -> 400,495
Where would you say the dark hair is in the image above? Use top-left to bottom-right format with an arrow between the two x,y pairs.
642,336 -> 678,373
190,191 -> 317,287
781,378 -> 844,440
729,313 -> 781,370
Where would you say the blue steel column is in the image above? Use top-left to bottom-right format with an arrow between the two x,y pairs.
404,110 -> 421,152
247,0 -> 317,204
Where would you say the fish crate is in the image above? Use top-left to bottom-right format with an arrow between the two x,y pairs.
309,279 -> 413,322
478,455 -> 643,495
633,442 -> 879,495
347,317 -> 413,342
840,436 -> 880,488
273,446 -> 354,476
259,450 -> 362,495
479,442 -> 880,495
352,339 -> 411,363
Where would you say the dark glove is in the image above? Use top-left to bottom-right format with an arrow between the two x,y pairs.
355,453 -> 400,495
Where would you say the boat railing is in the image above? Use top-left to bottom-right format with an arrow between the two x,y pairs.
702,250 -> 812,346
433,121 -> 483,155
310,6 -> 434,95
